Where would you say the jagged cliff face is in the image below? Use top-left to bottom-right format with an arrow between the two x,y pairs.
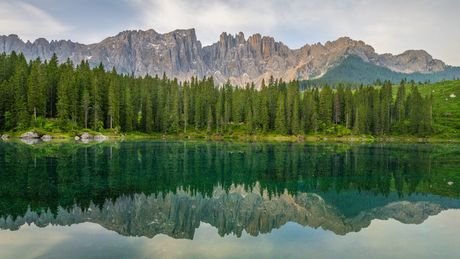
0,29 -> 447,87
0,185 -> 453,238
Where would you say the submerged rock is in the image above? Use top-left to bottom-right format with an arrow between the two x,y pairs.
80,133 -> 92,139
41,135 -> 52,141
94,134 -> 109,141
20,138 -> 42,145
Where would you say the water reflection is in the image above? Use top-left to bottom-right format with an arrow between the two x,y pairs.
20,138 -> 43,145
0,140 -> 459,240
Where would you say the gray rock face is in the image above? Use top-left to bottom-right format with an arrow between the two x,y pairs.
19,132 -> 41,139
0,30 -> 448,88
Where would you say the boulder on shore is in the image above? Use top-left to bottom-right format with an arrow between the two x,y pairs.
1,134 -> 9,140
20,132 -> 41,139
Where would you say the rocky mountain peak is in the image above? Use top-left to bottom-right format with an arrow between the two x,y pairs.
0,28 -> 449,87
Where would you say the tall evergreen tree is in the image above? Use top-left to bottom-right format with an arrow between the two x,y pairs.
291,98 -> 300,135
27,58 -> 46,122
275,95 -> 287,135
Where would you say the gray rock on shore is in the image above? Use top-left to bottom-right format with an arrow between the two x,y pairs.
20,132 -> 42,139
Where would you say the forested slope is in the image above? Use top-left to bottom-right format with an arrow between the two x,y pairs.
300,55 -> 460,88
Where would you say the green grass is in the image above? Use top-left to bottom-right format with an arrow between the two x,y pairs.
392,80 -> 460,136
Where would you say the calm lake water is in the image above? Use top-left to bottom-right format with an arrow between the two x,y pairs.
1,140 -> 460,258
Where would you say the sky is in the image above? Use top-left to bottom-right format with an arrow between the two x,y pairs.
1,0 -> 459,66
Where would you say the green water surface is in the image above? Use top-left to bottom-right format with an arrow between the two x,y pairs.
1,140 -> 460,258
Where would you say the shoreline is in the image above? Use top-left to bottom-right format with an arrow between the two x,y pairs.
1,130 -> 458,144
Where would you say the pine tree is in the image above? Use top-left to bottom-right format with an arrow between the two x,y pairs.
68,70 -> 79,130
344,88 -> 353,129
319,84 -> 332,129
27,59 -> 46,122
206,105 -> 213,134
336,83 -> 345,123
81,89 -> 90,129
291,98 -> 300,135
246,108 -> 253,134
275,95 -> 287,135
261,98 -> 270,134
56,68 -> 71,126
372,90 -> 381,135
145,89 -> 154,134
108,75 -> 120,129
46,53 -> 59,118
12,64 -> 29,128
183,81 -> 189,133
92,76 -> 102,131
312,110 -> 318,134
124,86 -> 133,132
162,92 -> 170,134
333,93 -> 341,125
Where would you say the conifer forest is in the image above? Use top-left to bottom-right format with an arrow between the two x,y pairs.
0,51 -> 439,137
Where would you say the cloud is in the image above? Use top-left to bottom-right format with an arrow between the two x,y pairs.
0,1 -> 71,42
127,0 -> 460,65
1,0 -> 458,65
126,0 -> 280,45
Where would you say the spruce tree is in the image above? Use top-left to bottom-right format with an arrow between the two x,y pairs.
27,59 -> 46,122
275,95 -> 287,135
108,76 -> 120,129
124,86 -> 133,132
46,53 -> 59,118
206,105 -> 213,134
81,89 -> 90,129
291,98 -> 300,135
246,108 -> 253,134
344,88 -> 353,129
145,90 -> 154,134
183,82 -> 189,133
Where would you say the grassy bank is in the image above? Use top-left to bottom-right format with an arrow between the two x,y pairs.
2,122 -> 458,144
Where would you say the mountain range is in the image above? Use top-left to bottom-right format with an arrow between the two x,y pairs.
0,28 -> 456,87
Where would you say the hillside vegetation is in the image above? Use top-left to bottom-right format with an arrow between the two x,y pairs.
300,55 -> 460,88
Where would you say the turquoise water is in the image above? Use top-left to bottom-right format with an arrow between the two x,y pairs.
1,140 -> 460,258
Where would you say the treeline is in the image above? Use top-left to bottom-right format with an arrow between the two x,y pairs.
0,51 -> 434,136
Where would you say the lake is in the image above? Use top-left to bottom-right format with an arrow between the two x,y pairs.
1,140 -> 459,258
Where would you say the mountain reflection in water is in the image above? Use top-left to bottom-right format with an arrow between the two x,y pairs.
1,140 -> 459,240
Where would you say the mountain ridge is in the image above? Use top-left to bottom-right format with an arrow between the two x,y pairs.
0,29 -> 450,87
